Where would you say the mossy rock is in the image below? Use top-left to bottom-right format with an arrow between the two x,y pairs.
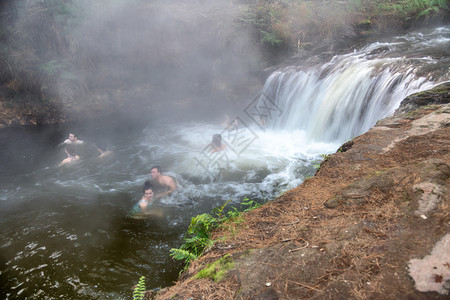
395,82 -> 450,115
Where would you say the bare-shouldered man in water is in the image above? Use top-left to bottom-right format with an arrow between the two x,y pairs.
150,166 -> 176,199
61,133 -> 84,145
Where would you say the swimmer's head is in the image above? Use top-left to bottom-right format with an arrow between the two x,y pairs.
68,133 -> 77,142
150,166 -> 162,179
212,134 -> 222,147
143,183 -> 154,199
143,189 -> 154,199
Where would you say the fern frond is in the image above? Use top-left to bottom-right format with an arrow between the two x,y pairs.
436,0 -> 448,9
170,248 -> 198,261
132,276 -> 146,300
418,6 -> 440,16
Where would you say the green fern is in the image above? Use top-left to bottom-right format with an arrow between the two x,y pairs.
188,213 -> 215,236
170,198 -> 265,270
170,248 -> 198,262
240,197 -> 261,213
418,6 -> 441,16
433,0 -> 448,9
132,276 -> 146,300
373,0 -> 448,19
212,199 -> 232,221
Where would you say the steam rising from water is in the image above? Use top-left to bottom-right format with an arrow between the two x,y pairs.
27,0 -> 263,121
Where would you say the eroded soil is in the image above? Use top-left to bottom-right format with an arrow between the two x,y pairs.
155,102 -> 449,299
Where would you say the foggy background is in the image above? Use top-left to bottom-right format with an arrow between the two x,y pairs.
1,0 -> 266,123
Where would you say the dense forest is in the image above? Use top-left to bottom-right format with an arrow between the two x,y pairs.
0,0 -> 448,126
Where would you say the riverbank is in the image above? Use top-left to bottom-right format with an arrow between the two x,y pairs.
152,83 -> 450,299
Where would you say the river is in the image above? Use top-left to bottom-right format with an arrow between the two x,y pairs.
0,25 -> 449,299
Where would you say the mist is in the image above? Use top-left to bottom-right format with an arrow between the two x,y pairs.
7,0 -> 265,125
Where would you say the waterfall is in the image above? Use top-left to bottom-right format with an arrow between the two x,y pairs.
259,28 -> 450,142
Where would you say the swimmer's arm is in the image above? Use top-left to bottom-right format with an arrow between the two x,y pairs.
155,180 -> 176,199
165,178 -> 177,196
155,190 -> 172,199
58,139 -> 70,146
58,159 -> 69,167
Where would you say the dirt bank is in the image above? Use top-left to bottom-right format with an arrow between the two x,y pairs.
152,83 -> 450,299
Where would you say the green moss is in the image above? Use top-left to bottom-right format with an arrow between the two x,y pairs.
194,254 -> 234,282
245,249 -> 254,255
410,85 -> 450,98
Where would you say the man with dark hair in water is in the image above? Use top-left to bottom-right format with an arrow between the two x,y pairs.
62,133 -> 84,145
150,166 -> 176,199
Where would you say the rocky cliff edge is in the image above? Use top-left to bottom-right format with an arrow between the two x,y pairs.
152,82 -> 450,300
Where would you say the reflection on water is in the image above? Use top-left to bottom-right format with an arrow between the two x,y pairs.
0,118 -> 329,299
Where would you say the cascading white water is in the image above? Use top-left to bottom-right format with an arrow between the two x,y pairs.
260,27 -> 449,142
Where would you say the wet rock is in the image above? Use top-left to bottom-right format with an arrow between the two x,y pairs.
368,46 -> 390,56
395,82 -> 450,115
336,140 -> 354,153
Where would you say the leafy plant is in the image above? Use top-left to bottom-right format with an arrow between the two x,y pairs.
240,198 -> 262,213
132,276 -> 146,300
170,198 -> 263,269
170,213 -> 216,268
364,0 -> 449,21
212,199 -> 232,221
170,248 -> 198,262
235,1 -> 289,52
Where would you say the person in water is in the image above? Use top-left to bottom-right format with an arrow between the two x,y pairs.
210,134 -> 226,153
62,133 -> 84,145
132,181 -> 165,218
139,182 -> 154,212
59,145 -> 80,167
131,181 -> 155,217
96,143 -> 113,159
150,166 -> 177,199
